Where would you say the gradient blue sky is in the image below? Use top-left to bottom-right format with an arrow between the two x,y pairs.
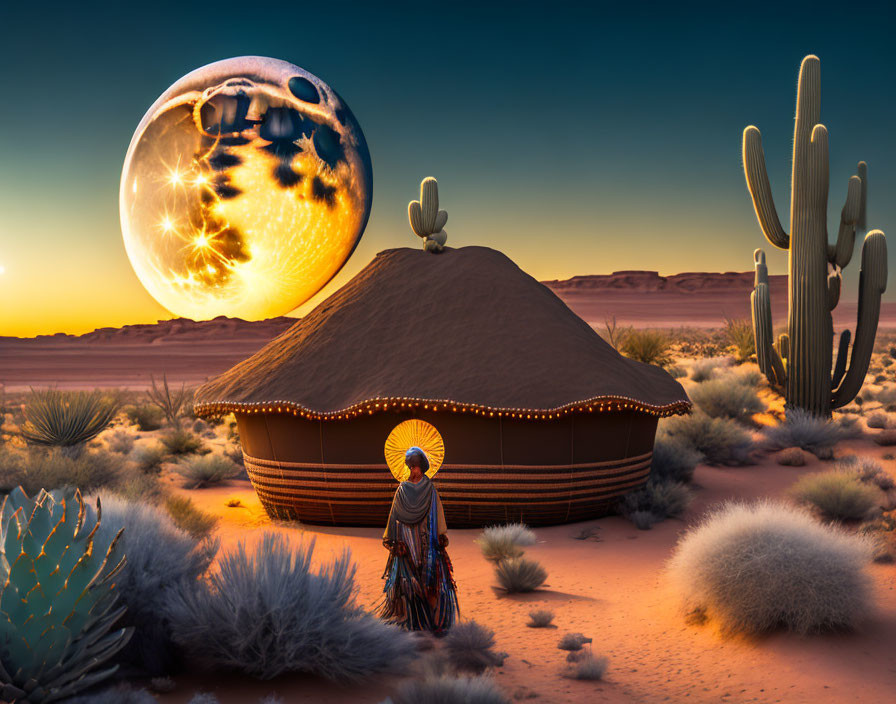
1,0 -> 894,335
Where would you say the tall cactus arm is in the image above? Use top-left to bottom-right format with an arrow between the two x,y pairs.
827,271 -> 841,310
743,126 -> 790,249
832,329 -> 851,388
831,230 -> 888,408
828,170 -> 864,268
751,250 -> 786,387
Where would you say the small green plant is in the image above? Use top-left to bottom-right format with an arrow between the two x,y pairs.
0,488 -> 131,703
20,389 -> 120,457
123,404 -> 164,431
174,454 -> 241,489
165,495 -> 218,539
789,471 -> 881,522
160,428 -> 205,456
147,375 -> 193,427
494,557 -> 547,593
619,329 -> 671,367
526,609 -> 554,628
724,317 -> 755,363
476,523 -> 536,562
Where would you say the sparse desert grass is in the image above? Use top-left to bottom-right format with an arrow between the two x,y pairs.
165,495 -> 218,539
476,523 -> 536,562
526,609 -> 555,628
494,557 -> 547,593
620,478 -> 692,529
106,428 -> 136,454
865,412 -> 890,429
97,496 -> 218,675
223,441 -> 245,467
386,674 -> 509,704
166,532 -> 416,682
20,389 -> 120,456
132,443 -> 168,473
660,412 -> 754,466
174,454 -> 241,489
444,621 -> 507,673
790,471 -> 881,522
668,501 -> 872,635
764,409 -> 859,457
650,435 -> 703,483
563,652 -> 608,681
160,428 -> 205,456
123,404 -> 164,431
113,470 -> 165,503
147,375 -> 193,427
0,446 -> 26,492
776,448 -> 806,466
619,329 -> 671,367
688,378 -> 764,422
7,447 -> 124,495
724,317 -> 754,364
557,633 -> 592,652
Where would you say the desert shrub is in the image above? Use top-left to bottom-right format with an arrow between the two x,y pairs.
20,389 -> 119,456
866,412 -> 890,429
386,674 -> 509,704
160,428 -> 205,456
124,403 -> 164,431
165,495 -> 218,539
113,470 -> 164,503
776,448 -> 806,466
659,412 -> 754,466
95,496 -> 218,675
836,456 -> 895,491
0,446 -> 26,492
764,409 -> 858,457
167,533 -> 415,682
476,523 -> 536,562
873,429 -> 896,446
494,557 -> 547,593
64,684 -> 157,704
13,447 -> 123,495
106,428 -> 136,454
620,478 -> 692,530
563,652 -> 608,681
789,471 -> 880,522
619,329 -> 671,367
557,633 -> 592,652
526,609 -> 554,628
724,317 -> 755,363
132,443 -> 168,473
174,454 -> 241,489
187,695 -> 219,704
667,500 -> 873,634
444,621 -> 507,674
650,435 -> 703,483
147,375 -> 193,427
860,510 -> 896,563
223,441 -> 245,467
689,356 -> 733,382
688,378 -> 764,422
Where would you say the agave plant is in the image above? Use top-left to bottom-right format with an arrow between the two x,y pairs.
20,389 -> 119,457
0,487 -> 131,703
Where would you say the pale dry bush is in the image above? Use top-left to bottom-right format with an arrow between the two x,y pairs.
668,501 -> 872,635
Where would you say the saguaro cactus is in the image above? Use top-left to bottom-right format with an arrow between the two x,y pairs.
743,55 -> 888,416
408,177 -> 448,252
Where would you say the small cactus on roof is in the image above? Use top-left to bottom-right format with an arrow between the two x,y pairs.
408,177 -> 448,252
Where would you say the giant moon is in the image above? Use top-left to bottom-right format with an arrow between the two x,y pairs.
120,56 -> 372,320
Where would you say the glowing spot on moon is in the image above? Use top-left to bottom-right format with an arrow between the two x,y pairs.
120,56 -> 372,320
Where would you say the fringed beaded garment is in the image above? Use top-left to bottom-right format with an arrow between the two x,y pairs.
380,475 -> 459,634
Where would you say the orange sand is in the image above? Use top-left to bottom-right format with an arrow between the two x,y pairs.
155,437 -> 896,704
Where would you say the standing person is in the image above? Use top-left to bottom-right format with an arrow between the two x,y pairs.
380,446 -> 459,634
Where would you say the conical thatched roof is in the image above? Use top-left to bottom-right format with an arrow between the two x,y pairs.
194,246 -> 690,419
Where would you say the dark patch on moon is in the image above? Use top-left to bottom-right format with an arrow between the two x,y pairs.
311,176 -> 337,207
288,76 -> 320,104
274,162 -> 303,188
312,124 -> 344,169
212,175 -> 242,200
207,150 -> 242,171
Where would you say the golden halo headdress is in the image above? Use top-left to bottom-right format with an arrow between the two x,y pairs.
384,419 -> 445,482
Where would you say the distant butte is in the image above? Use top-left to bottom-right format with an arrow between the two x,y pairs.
542,270 -> 788,293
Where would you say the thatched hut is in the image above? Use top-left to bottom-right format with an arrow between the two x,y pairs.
194,246 -> 690,527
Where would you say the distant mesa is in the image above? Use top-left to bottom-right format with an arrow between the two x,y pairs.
543,270 -> 788,293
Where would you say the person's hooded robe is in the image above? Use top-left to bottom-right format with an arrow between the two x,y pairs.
380,457 -> 458,633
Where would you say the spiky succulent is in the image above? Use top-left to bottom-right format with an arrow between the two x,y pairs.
0,487 -> 131,703
20,389 -> 119,457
